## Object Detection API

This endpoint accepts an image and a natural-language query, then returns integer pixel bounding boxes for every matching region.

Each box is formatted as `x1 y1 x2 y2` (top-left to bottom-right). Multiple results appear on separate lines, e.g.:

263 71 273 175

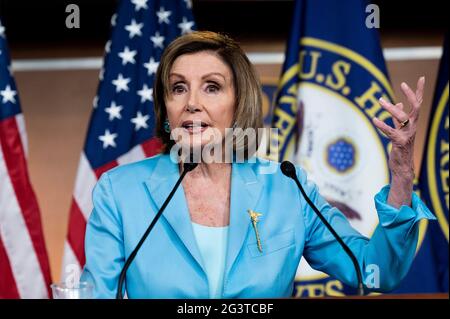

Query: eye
171 83 186 94
205 83 220 93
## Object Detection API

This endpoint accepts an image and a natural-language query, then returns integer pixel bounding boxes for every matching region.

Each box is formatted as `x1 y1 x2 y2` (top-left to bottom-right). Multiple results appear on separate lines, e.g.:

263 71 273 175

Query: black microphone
280 161 364 296
116 161 198 299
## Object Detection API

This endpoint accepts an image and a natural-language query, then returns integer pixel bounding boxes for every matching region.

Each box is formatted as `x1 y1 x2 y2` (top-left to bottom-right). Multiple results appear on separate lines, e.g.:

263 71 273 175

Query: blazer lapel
143 155 264 283
143 155 206 275
225 161 263 279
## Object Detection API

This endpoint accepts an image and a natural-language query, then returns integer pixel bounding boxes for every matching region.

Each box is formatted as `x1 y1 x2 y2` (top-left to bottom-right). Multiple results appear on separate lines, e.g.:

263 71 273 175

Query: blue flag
271 0 405 297
393 35 449 294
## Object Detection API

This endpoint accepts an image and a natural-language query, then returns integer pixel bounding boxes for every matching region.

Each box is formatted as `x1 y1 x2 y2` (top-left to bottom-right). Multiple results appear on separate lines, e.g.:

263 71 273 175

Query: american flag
61 0 195 281
0 19 52 298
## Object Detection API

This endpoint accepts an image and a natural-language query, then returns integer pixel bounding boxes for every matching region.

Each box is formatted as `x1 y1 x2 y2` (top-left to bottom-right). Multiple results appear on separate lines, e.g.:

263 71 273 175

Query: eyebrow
169 72 227 82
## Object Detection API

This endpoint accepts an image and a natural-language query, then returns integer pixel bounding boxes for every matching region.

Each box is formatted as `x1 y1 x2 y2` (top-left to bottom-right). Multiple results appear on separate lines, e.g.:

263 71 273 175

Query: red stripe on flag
0 117 52 298
0 237 20 299
65 138 161 272
94 160 118 179
141 137 163 157
92 138 161 179
67 200 88 267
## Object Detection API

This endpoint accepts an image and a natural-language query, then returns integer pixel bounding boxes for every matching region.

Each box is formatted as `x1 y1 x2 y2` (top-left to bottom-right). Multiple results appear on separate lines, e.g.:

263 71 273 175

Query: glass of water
50 281 94 299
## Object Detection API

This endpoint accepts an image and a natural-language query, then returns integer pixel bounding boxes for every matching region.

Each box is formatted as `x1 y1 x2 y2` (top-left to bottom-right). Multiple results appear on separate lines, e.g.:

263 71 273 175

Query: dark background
0 0 447 46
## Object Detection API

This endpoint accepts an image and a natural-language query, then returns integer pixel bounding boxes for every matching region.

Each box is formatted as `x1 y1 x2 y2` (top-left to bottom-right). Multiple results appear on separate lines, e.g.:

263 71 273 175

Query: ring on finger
400 118 410 128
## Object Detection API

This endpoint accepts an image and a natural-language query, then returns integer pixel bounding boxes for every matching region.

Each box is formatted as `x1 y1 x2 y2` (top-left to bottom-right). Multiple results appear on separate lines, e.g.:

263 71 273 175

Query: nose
186 104 198 113
186 90 202 113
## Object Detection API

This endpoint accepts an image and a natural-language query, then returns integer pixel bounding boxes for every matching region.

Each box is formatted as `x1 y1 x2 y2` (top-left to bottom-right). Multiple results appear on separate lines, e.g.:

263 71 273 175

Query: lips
181 120 210 133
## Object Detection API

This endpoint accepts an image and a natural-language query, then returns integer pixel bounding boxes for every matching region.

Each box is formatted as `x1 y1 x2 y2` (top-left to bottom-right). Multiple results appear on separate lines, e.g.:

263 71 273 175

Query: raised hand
372 76 425 207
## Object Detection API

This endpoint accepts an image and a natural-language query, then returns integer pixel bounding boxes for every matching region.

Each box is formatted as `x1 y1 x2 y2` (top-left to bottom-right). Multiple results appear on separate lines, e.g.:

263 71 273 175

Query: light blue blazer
81 154 435 298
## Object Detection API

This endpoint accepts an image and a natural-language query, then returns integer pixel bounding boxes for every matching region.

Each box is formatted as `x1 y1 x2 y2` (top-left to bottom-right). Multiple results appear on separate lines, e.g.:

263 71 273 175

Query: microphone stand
281 161 364 296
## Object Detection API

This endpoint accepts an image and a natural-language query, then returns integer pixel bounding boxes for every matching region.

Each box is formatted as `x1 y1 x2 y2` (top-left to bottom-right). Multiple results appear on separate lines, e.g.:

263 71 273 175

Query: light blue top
81 154 436 298
191 222 229 299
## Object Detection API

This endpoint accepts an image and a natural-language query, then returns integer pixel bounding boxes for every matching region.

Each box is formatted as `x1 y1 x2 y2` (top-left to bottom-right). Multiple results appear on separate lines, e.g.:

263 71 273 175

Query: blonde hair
153 31 263 159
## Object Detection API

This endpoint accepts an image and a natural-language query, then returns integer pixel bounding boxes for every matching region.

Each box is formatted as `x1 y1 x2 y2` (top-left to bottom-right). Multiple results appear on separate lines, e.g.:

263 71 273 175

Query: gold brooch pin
248 209 263 252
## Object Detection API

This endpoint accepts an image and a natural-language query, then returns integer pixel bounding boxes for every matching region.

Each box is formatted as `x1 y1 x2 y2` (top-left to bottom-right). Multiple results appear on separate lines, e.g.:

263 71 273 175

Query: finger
372 117 397 139
410 76 425 120
379 98 409 125
391 102 406 129
415 76 425 104
401 82 419 110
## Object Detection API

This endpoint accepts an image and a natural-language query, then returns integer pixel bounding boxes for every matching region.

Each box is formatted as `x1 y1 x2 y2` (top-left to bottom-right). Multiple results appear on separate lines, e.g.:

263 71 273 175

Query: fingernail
401 82 407 88
421 76 425 81
379 97 385 102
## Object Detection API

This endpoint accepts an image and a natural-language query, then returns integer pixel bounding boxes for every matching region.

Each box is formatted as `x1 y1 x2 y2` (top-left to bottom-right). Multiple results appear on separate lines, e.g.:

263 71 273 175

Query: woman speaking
81 31 435 298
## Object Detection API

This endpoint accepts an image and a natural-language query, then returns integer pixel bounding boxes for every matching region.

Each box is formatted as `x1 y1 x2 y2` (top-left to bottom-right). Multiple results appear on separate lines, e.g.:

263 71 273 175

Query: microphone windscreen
280 161 297 179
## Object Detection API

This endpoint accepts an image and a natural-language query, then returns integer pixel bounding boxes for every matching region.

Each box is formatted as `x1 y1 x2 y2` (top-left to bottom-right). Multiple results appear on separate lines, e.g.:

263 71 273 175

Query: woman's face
165 51 235 153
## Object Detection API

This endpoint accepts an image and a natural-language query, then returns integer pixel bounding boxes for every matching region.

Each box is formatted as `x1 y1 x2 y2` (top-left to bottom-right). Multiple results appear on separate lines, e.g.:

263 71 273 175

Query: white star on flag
112 73 131 92
131 0 148 11
131 111 150 131
137 84 153 103
104 101 123 121
178 17 194 35
93 96 98 108
157 7 172 24
111 13 117 26
144 57 159 76
150 31 165 49
184 0 193 9
105 40 112 53
125 19 144 38
98 129 118 149
0 21 5 38
118 46 137 65
0 85 17 104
